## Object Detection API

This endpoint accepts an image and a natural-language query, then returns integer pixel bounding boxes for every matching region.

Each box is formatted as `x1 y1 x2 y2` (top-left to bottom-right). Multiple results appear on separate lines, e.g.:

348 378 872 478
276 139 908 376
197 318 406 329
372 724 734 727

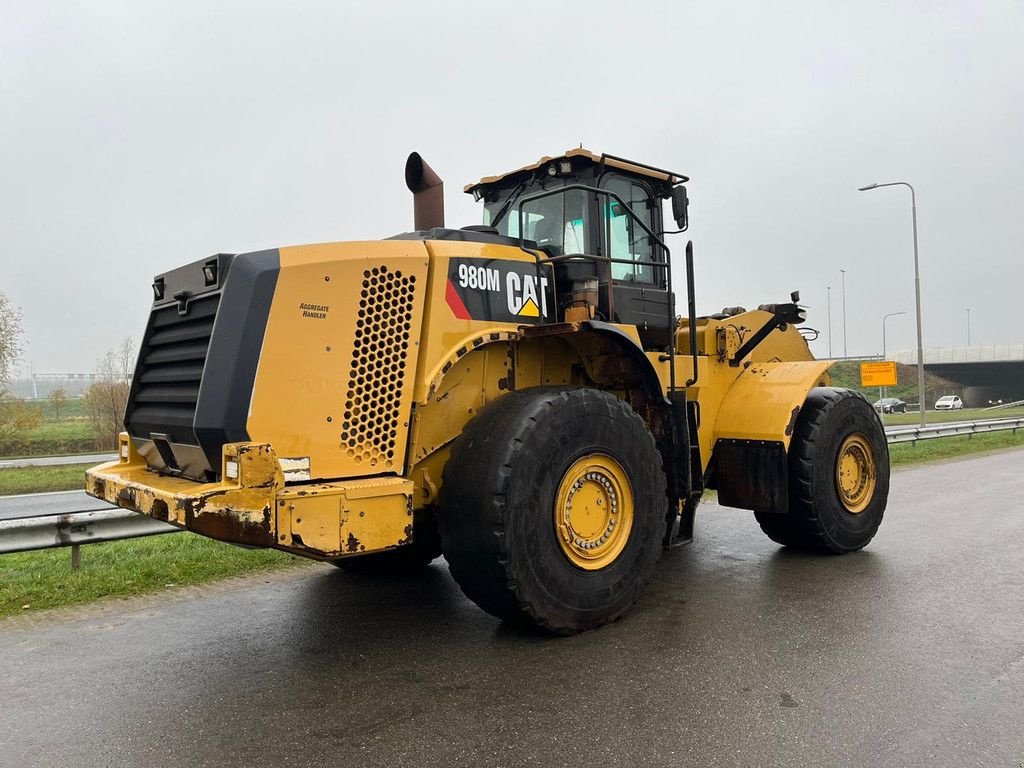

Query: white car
935 395 964 411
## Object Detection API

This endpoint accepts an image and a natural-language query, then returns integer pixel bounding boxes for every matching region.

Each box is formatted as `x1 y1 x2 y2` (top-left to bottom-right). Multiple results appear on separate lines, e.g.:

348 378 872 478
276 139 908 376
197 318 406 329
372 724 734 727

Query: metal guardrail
1 417 1021 557
886 417 1024 444
0 508 177 555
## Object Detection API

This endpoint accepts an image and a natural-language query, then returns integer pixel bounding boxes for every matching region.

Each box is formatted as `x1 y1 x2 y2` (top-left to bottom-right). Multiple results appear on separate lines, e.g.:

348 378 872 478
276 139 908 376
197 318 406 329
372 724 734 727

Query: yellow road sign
861 361 898 387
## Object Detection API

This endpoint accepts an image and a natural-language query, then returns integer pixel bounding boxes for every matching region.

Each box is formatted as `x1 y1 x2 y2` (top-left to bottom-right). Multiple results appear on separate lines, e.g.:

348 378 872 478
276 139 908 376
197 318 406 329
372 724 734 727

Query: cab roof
463 148 688 194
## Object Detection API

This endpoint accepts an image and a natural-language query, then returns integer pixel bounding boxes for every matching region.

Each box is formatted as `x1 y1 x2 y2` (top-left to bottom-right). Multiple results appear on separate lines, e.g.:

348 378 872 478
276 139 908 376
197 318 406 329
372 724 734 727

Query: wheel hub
554 455 634 570
835 433 876 514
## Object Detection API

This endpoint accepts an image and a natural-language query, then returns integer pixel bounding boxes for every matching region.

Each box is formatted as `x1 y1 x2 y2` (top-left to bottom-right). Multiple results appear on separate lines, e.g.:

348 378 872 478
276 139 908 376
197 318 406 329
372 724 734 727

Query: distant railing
892 345 1024 365
886 417 1024 444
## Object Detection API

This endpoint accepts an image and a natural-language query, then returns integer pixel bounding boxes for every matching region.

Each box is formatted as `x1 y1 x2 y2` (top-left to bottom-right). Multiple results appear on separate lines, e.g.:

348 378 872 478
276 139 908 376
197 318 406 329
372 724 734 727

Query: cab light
202 260 218 286
225 460 239 480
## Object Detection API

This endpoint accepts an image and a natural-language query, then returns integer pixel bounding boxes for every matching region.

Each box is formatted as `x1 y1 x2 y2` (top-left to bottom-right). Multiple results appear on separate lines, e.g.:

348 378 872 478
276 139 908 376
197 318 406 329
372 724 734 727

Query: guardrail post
71 543 81 570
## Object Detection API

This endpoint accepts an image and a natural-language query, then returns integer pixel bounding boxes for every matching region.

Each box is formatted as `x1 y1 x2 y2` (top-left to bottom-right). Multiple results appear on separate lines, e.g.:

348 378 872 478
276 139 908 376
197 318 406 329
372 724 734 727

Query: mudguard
713 360 833 451
708 360 833 514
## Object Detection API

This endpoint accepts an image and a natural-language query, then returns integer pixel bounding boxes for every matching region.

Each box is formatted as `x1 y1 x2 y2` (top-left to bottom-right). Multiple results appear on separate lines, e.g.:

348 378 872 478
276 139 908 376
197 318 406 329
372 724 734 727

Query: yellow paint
553 454 634 571
247 241 429 479
277 477 413 557
712 361 833 450
87 435 417 559
518 297 540 317
835 433 876 513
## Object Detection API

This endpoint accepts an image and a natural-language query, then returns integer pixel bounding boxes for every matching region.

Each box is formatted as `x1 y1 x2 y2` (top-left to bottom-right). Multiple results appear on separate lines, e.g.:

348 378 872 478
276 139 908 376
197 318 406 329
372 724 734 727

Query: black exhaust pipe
405 152 444 231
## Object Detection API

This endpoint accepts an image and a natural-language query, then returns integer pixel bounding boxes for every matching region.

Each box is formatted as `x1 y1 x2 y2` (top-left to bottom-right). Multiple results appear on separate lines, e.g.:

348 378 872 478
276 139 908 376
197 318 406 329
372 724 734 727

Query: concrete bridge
892 346 1024 405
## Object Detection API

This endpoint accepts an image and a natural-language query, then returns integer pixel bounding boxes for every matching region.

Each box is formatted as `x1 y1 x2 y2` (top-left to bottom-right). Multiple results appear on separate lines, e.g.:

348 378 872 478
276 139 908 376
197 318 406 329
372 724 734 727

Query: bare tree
49 387 68 420
0 293 42 447
0 292 22 387
83 338 136 450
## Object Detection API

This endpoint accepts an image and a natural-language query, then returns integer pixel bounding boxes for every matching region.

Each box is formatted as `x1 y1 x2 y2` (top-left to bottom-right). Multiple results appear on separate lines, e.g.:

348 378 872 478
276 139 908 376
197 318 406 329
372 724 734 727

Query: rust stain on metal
345 532 361 553
398 523 414 545
185 504 275 547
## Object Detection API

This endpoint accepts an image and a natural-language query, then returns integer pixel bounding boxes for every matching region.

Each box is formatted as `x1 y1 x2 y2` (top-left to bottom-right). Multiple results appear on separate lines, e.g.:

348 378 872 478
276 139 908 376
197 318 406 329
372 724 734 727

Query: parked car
873 397 907 414
935 395 964 411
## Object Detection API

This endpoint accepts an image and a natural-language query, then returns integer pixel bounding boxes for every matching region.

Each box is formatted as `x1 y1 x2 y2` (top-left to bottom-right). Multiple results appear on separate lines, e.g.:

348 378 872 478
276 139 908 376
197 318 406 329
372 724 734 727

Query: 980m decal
445 258 554 323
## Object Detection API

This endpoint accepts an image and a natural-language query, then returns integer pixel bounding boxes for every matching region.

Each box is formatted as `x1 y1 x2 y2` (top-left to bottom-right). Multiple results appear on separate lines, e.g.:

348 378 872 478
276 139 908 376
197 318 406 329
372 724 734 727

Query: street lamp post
881 311 906 409
966 308 971 347
858 182 926 427
840 269 848 357
827 286 832 358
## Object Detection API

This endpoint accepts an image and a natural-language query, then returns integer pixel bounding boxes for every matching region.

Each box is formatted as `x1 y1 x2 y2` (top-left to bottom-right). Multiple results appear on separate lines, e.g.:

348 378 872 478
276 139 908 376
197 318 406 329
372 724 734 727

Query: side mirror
671 185 689 229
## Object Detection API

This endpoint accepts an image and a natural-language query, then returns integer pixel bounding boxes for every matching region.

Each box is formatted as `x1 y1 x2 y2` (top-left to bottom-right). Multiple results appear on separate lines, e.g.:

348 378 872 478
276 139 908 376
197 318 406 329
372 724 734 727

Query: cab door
600 175 673 350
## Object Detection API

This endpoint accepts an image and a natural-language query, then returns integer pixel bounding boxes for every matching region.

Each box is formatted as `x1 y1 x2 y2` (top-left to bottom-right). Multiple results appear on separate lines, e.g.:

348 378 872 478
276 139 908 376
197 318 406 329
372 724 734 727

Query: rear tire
438 387 665 634
755 387 889 554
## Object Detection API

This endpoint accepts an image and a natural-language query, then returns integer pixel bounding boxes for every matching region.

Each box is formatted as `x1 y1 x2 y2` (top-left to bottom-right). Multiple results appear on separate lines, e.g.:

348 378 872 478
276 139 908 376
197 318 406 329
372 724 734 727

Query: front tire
756 387 889 554
438 387 665 634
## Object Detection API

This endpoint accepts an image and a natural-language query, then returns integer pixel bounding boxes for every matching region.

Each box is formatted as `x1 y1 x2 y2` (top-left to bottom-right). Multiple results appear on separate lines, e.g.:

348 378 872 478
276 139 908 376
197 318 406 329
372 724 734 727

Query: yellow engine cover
247 241 429 481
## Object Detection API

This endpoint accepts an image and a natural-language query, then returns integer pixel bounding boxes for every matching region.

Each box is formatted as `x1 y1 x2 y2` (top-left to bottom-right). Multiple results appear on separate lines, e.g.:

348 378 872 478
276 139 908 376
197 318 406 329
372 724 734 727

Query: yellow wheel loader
86 149 889 634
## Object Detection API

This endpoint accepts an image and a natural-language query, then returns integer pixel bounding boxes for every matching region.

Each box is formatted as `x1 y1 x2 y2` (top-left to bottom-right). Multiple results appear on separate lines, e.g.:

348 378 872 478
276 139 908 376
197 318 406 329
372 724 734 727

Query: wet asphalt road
1 449 1022 768
0 490 108 521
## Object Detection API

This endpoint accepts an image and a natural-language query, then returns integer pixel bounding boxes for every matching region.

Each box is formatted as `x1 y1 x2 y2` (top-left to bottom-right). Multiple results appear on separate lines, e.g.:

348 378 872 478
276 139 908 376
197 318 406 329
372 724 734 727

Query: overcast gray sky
2 0 1021 373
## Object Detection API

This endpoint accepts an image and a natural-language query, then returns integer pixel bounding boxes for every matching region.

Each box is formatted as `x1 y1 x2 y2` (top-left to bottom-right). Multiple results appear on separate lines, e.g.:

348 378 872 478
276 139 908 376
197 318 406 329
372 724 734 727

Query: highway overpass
893 345 1024 405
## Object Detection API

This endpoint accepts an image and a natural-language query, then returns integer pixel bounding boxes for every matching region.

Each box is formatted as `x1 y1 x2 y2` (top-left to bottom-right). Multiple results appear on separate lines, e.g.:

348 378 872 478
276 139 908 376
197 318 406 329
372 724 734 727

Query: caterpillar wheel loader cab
86 148 889 634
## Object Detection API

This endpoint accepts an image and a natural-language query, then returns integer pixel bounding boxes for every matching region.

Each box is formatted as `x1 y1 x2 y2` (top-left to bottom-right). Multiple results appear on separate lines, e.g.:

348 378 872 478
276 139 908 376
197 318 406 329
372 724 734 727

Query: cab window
487 185 587 255
604 176 655 283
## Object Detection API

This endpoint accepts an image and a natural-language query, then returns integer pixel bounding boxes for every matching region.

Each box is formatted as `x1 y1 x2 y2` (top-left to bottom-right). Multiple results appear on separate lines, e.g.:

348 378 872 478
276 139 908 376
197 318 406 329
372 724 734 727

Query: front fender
713 360 833 451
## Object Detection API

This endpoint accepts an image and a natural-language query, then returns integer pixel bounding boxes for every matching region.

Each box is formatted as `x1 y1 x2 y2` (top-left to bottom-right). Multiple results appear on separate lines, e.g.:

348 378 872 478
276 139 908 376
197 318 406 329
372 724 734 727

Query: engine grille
126 293 219 443
341 265 417 470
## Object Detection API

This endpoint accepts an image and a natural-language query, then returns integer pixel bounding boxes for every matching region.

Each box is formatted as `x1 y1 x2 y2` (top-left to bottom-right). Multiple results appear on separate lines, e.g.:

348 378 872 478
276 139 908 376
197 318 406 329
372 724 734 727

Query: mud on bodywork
89 439 283 548
87 434 418 559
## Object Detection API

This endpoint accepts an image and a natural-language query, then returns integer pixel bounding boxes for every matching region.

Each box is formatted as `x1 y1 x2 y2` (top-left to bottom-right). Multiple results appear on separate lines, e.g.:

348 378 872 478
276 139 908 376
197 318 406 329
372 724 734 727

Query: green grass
0 533 309 619
24 419 93 441
889 429 1024 466
34 398 86 421
0 418 97 458
0 463 95 495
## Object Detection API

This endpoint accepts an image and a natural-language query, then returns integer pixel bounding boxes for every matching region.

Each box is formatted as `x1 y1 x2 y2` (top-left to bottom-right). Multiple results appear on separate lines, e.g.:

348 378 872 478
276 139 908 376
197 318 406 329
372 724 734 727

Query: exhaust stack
405 152 444 231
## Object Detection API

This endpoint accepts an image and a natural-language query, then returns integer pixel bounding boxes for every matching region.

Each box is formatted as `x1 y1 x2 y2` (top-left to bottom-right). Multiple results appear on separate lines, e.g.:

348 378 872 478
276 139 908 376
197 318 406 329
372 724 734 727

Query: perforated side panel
341 265 417 469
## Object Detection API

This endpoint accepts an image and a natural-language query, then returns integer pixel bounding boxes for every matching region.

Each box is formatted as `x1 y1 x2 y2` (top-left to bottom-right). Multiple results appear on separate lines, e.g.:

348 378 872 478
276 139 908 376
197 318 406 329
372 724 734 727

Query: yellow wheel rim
835 433 876 514
554 454 634 571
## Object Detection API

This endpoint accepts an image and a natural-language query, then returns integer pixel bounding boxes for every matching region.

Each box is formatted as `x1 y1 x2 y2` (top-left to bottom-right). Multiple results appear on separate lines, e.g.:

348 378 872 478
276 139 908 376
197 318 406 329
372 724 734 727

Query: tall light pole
827 286 832 358
858 181 926 426
966 308 971 346
881 311 906 407
840 269 848 357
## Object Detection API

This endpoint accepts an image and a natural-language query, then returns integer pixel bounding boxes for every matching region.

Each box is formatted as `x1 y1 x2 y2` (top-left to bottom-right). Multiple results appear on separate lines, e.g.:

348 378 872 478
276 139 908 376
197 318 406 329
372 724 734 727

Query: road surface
0 490 110 521
1 449 1022 767
0 453 115 470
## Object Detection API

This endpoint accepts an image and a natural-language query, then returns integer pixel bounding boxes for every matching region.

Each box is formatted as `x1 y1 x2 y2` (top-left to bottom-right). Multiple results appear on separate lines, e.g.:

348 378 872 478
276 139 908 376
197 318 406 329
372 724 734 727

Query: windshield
484 183 587 256
480 175 659 283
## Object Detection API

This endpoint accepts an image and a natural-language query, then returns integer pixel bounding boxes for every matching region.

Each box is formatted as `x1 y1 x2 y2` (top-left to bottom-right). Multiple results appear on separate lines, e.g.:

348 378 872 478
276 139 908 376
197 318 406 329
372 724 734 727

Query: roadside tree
0 292 43 450
49 387 68 420
83 338 135 450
